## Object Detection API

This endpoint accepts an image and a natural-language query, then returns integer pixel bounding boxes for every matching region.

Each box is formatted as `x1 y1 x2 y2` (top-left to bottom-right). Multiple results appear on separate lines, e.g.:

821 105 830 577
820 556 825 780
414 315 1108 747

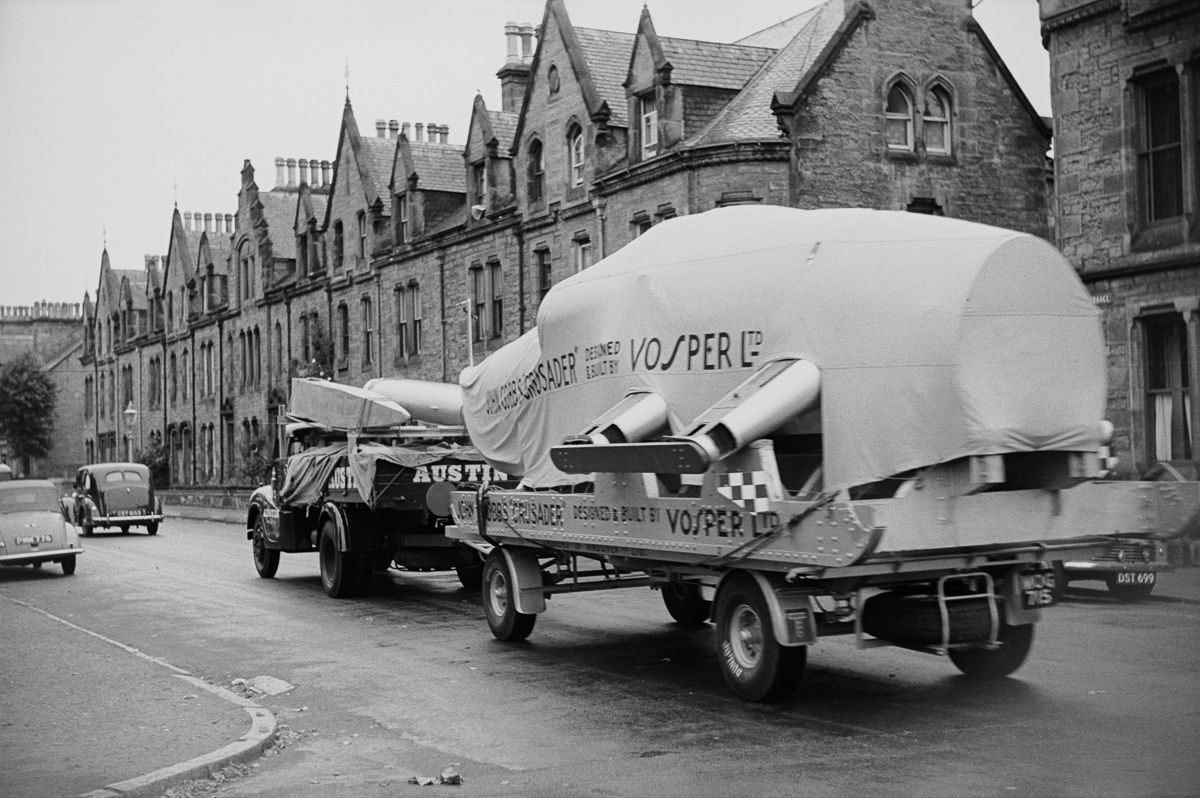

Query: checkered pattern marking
717 471 772 513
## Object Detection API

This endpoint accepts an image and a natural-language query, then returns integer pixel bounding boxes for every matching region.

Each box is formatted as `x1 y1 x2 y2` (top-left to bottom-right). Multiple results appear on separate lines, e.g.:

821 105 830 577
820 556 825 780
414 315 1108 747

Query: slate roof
692 0 845 145
658 36 775 90
360 136 396 208
488 110 519 152
122 272 149 311
259 191 297 260
574 27 635 126
407 141 466 193
735 4 826 48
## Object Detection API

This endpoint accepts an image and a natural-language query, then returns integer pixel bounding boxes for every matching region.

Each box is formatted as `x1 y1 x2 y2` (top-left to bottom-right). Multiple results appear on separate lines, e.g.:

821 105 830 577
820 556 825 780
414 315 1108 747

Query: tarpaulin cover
278 442 488 507
459 206 1106 490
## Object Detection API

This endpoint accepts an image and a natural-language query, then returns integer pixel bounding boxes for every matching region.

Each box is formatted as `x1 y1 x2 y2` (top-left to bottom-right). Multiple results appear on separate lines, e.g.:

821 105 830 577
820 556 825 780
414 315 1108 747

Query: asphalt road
2 516 1199 797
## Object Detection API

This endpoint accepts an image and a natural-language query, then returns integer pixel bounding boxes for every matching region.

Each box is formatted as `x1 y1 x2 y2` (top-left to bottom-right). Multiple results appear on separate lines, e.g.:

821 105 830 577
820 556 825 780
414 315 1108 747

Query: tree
0 353 58 475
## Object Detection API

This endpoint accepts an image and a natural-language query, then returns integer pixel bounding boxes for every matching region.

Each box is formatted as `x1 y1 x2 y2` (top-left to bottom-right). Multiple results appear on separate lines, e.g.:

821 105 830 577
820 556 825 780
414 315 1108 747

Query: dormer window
923 85 952 155
639 94 658 158
568 125 585 188
886 83 914 151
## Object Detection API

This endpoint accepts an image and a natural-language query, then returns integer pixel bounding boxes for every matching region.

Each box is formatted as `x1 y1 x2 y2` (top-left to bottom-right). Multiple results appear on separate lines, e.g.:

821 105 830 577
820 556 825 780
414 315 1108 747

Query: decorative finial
345 57 351 101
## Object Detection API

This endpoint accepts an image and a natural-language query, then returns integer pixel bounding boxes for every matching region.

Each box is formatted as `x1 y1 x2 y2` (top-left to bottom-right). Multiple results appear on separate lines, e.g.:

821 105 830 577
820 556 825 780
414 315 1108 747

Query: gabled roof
692 0 848 145
573 27 635 126
735 5 827 48
163 208 203 289
197 230 232 274
657 36 775 90
395 137 467 194
294 184 328 232
144 259 162 297
360 136 396 208
119 272 149 311
487 110 519 153
257 191 297 260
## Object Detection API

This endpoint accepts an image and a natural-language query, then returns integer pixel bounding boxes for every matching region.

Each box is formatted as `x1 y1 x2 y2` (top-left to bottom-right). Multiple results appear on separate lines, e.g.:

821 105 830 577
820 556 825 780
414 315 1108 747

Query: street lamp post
123 402 138 462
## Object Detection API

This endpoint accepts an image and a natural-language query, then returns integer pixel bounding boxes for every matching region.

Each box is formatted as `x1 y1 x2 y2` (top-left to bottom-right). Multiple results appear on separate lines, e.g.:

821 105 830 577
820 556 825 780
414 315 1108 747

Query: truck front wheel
252 517 280 579
319 519 363 598
714 573 805 702
482 551 536 641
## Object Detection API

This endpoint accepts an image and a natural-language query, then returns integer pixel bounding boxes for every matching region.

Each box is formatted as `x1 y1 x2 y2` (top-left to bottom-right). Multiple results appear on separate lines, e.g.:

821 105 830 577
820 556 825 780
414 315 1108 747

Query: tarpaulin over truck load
459 206 1107 490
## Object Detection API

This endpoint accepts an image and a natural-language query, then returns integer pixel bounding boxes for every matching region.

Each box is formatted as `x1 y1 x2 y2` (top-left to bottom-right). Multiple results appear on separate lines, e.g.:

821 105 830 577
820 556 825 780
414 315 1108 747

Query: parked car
1052 537 1169 602
0 479 82 575
66 463 163 536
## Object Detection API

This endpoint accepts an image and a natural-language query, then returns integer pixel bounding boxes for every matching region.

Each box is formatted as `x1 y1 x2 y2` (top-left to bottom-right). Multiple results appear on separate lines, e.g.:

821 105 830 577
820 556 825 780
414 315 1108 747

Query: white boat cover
289 378 411 431
459 206 1106 491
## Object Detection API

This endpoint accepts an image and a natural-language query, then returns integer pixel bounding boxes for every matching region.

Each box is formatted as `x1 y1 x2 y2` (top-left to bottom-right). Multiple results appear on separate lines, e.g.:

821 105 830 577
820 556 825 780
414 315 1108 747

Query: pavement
38 504 1200 796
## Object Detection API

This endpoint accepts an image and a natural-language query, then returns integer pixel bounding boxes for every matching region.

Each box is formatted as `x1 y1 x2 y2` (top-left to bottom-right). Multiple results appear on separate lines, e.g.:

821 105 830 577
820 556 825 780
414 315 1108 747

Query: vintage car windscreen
0 484 61 514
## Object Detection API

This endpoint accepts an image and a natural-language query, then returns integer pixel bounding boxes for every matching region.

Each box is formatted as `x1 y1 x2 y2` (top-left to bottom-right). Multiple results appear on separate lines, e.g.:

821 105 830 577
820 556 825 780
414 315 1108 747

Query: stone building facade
0 302 85 477
1040 0 1199 477
80 0 1053 487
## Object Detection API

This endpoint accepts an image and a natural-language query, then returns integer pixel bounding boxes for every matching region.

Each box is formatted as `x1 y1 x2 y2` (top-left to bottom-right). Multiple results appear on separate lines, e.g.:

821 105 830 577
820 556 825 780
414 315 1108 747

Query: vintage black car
66 463 163 535
0 479 82 574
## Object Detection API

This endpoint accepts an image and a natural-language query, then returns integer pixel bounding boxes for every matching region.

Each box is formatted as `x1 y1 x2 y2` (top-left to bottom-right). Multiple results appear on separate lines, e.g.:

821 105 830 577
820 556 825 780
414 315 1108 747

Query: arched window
527 138 544 203
274 322 283 377
568 125 584 187
333 221 345 270
923 85 952 155
886 83 914 151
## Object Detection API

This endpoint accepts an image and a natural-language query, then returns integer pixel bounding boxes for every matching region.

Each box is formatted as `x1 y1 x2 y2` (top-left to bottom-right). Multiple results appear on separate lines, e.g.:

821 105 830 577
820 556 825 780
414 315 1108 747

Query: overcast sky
0 0 1048 308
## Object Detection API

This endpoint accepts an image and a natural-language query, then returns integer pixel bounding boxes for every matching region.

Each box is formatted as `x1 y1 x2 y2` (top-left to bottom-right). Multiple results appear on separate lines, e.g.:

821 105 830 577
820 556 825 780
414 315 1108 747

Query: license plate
1018 568 1057 608
15 534 54 545
1115 571 1156 586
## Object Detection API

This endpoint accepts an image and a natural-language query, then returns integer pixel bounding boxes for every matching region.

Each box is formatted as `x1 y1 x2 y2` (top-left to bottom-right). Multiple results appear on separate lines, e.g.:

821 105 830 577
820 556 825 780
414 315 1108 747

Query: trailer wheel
714 574 805 702
482 551 536 641
948 622 1034 679
861 591 994 646
1105 575 1155 602
662 582 711 626
252 517 280 579
456 562 484 591
319 518 362 598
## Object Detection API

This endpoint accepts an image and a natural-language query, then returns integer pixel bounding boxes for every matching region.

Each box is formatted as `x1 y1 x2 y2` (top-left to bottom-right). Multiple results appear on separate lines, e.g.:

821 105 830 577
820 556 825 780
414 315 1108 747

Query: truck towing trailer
392 206 1200 702
246 378 510 597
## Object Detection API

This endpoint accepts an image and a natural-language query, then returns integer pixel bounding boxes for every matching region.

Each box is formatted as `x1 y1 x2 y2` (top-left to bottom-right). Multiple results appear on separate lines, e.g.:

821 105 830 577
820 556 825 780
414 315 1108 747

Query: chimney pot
321 160 332 185
520 23 535 62
414 123 424 142
388 120 399 139
274 157 285 187
402 122 411 139
225 213 233 233
184 212 192 230
442 125 450 144
204 212 213 232
286 158 297 187
376 119 386 138
505 21 520 64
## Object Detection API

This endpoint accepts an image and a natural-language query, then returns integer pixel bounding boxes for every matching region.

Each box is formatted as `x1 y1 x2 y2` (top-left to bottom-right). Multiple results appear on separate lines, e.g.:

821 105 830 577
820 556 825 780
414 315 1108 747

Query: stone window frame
884 74 917 155
638 91 658 160
526 136 545 205
361 294 374 367
534 245 552 301
1126 59 1199 251
1130 299 1199 470
567 121 586 189
487 259 504 340
470 263 486 343
921 79 955 159
337 301 350 369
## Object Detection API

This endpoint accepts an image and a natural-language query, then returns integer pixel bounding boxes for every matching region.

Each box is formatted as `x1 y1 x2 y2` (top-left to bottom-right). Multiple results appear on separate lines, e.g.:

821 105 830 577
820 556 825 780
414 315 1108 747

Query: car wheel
146 522 159 536
714 573 805 702
61 555 77 576
252 518 280 579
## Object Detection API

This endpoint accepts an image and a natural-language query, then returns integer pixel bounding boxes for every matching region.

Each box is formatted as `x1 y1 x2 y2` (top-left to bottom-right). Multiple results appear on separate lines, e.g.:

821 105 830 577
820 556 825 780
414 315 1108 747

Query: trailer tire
1105 575 1155 602
319 518 362 598
662 582 711 626
482 551 536 642
948 622 1034 679
252 517 280 579
457 562 484 591
714 573 805 702
861 591 994 646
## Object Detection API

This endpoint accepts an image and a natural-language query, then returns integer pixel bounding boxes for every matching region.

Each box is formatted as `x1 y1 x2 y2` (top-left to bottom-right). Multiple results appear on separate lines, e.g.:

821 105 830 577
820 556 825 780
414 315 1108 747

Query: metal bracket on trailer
733 570 818 648
498 547 548 615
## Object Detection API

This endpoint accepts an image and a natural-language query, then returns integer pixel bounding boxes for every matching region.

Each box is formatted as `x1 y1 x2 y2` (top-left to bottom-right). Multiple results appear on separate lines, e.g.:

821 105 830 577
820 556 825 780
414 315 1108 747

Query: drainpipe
516 227 527 333
592 197 607 259
438 250 448 382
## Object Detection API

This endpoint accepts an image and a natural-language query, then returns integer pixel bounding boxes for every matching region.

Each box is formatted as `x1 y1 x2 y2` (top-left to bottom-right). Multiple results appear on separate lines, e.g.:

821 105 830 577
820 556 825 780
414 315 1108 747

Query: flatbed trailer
447 452 1199 701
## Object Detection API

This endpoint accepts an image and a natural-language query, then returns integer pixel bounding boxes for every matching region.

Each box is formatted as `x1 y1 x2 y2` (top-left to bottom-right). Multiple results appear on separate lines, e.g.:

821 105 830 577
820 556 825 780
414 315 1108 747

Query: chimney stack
505 21 520 64
388 119 399 139
298 159 309 185
203 212 213 232
275 157 285 188
225 214 234 233
414 122 424 142
321 160 332 185
184 212 192 230
286 158 297 187
402 122 411 139
376 119 386 138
